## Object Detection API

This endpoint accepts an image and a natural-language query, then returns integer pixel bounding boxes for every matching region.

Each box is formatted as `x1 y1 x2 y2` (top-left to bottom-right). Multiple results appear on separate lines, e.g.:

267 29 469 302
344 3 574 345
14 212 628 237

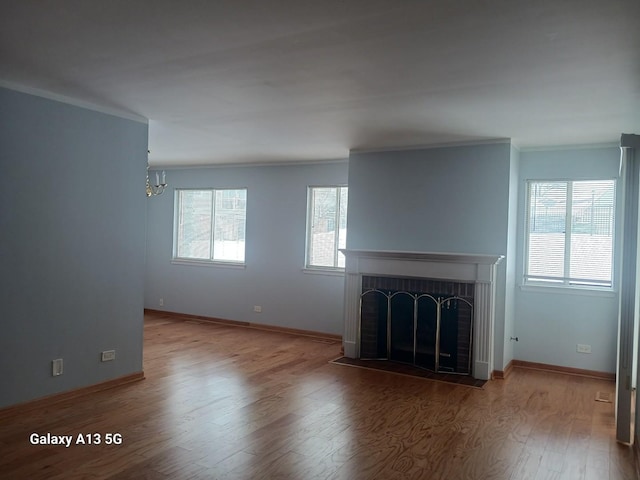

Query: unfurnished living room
1 1 639 479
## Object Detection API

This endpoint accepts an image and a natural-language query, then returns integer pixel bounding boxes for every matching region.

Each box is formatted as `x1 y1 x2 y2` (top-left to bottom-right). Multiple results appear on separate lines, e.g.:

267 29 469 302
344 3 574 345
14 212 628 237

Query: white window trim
304 185 348 272
171 258 247 269
302 266 346 276
522 178 617 292
519 283 617 297
173 188 247 266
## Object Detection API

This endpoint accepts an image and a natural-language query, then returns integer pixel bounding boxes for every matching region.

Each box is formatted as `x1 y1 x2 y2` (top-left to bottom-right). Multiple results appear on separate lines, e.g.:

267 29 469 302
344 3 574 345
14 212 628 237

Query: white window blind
525 180 615 287
175 188 246 263
306 186 348 269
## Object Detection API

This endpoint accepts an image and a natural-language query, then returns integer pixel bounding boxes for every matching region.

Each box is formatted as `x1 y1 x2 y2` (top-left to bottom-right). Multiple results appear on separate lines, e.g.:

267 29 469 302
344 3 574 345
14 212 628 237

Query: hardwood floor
0 311 637 479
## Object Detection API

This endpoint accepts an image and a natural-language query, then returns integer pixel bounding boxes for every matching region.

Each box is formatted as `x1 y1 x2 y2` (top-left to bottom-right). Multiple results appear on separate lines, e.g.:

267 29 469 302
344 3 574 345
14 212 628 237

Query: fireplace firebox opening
360 276 474 375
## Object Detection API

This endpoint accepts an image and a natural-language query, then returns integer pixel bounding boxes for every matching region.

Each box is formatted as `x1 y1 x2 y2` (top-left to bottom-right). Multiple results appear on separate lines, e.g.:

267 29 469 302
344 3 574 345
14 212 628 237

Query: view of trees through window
175 189 246 263
307 186 348 269
526 180 615 287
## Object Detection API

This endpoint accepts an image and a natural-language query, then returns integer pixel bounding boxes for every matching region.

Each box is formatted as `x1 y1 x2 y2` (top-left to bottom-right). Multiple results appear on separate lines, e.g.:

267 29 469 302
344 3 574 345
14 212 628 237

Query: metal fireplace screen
359 276 474 375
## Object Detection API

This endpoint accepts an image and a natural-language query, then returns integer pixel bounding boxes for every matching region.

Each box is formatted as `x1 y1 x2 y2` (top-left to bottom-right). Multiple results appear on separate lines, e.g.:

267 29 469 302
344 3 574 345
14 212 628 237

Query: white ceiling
1 0 638 167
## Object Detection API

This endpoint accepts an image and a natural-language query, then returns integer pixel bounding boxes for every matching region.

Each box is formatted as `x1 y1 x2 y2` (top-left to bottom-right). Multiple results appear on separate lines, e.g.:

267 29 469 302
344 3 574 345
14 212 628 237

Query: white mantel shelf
340 249 504 380
340 249 504 265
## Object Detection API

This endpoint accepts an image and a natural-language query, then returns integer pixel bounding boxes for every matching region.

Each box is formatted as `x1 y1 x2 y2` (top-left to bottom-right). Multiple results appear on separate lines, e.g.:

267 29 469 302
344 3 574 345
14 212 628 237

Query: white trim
349 138 511 155
340 249 504 266
343 340 358 358
519 284 616 297
171 258 246 269
524 176 619 182
302 267 345 277
0 81 148 124
520 142 619 153
149 157 349 170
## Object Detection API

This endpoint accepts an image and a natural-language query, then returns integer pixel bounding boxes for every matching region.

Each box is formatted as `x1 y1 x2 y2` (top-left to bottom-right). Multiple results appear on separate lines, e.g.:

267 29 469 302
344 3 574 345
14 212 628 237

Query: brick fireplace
341 249 503 380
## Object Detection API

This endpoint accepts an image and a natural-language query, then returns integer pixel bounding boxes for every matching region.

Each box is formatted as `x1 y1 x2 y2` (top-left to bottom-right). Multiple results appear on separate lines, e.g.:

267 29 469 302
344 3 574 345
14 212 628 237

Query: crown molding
349 138 512 155
0 81 148 124
519 142 619 153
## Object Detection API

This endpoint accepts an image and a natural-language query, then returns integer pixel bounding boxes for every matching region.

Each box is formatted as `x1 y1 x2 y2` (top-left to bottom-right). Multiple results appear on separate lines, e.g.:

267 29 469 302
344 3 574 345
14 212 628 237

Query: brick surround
360 276 474 374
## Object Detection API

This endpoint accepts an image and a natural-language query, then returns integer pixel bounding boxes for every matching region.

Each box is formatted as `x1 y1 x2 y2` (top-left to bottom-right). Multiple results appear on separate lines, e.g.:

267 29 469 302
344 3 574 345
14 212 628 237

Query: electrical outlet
101 350 116 362
52 358 63 376
253 305 262 313
576 344 592 354
159 298 164 307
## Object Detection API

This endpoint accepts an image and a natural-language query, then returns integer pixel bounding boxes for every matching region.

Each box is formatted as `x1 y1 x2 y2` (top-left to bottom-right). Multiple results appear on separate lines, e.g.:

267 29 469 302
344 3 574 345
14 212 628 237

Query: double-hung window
524 180 615 288
306 186 348 270
174 188 247 264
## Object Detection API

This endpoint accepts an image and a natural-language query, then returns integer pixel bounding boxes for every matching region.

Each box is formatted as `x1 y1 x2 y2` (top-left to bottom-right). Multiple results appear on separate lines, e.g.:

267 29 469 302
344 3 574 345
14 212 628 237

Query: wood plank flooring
0 311 637 479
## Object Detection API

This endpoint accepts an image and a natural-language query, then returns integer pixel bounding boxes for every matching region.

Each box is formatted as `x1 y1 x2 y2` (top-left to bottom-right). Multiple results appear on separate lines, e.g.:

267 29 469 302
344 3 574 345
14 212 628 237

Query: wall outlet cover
576 344 592 354
52 358 63 376
101 350 116 362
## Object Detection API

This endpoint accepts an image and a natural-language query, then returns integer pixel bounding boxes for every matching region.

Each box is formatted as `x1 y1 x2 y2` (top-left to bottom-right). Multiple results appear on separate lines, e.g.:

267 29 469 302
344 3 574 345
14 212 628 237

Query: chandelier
145 151 167 197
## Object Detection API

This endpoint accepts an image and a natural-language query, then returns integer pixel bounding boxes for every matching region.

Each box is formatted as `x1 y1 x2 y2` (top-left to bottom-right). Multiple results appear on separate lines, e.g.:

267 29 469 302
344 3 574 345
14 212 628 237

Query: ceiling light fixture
145 150 167 197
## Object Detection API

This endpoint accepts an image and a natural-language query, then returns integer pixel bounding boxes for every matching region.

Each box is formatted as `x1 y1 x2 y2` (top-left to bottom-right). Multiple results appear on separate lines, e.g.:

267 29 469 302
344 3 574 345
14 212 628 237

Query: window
306 186 348 269
525 180 615 288
174 188 247 264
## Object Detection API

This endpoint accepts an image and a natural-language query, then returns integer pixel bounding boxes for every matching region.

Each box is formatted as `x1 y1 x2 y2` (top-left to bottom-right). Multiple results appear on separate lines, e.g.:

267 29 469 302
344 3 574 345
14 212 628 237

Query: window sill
519 283 617 297
303 267 345 277
171 258 246 269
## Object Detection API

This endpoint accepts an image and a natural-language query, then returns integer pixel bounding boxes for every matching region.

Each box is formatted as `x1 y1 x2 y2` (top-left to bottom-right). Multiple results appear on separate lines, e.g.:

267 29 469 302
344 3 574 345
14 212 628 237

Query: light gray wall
514 146 621 373
0 87 148 408
502 145 520 368
347 143 513 371
144 161 348 335
347 144 512 254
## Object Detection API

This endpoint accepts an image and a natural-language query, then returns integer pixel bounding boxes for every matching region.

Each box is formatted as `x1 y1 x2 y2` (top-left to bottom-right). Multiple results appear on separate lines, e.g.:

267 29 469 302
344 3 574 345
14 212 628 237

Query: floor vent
595 391 612 403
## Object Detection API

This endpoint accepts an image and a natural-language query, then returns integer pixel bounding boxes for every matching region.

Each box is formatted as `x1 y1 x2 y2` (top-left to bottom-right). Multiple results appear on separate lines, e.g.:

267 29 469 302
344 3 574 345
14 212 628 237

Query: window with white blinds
306 186 348 269
174 188 247 263
525 180 615 288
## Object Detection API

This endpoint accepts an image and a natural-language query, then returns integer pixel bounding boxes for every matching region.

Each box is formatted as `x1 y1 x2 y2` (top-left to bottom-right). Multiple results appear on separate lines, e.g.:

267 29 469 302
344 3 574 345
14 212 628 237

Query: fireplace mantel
340 249 504 380
341 249 503 264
